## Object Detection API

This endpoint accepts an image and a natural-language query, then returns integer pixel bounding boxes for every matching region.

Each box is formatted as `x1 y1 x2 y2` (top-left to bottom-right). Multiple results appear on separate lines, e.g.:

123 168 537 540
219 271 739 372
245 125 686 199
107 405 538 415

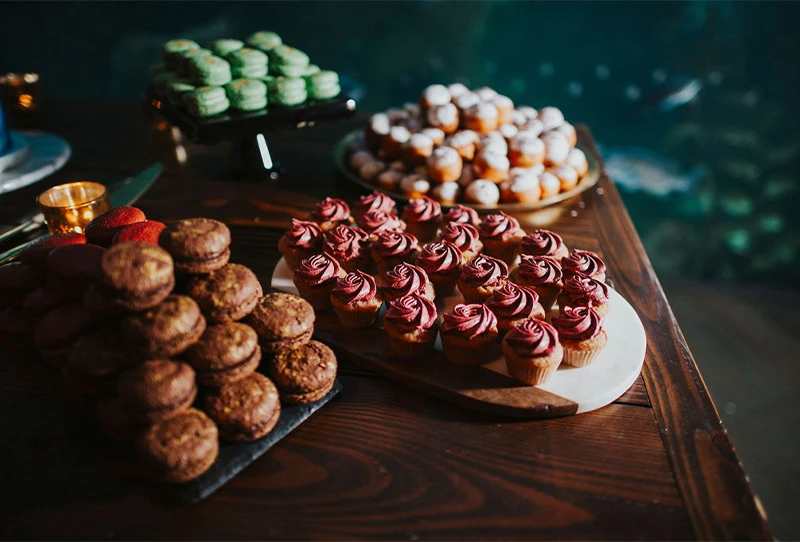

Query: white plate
0 131 71 196
271 257 646 415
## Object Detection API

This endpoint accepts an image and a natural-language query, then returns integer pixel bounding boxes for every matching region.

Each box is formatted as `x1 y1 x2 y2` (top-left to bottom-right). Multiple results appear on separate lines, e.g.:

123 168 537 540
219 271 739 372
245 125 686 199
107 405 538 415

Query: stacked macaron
0 209 338 485
152 31 341 117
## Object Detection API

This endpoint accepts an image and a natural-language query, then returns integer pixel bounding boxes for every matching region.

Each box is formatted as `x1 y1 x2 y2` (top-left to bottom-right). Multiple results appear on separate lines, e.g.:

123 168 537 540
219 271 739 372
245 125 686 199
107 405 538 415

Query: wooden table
0 101 772 540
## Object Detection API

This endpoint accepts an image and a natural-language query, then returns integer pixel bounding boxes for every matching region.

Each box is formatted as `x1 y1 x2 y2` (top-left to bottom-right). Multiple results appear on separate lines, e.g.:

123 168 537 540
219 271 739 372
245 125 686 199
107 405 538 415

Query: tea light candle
37 181 111 235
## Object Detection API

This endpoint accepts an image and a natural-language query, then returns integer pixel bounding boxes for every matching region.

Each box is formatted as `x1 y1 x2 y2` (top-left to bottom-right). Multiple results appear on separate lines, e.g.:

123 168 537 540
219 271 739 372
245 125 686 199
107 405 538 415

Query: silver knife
0 162 164 264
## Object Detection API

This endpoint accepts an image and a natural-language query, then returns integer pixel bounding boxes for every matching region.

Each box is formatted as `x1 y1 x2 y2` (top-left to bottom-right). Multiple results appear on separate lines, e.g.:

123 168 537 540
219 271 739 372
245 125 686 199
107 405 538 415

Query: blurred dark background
1 1 798 538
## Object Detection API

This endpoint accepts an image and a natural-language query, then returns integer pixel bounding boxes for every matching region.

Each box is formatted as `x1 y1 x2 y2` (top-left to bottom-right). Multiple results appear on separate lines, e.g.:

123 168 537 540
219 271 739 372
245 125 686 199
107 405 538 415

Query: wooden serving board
272 259 646 419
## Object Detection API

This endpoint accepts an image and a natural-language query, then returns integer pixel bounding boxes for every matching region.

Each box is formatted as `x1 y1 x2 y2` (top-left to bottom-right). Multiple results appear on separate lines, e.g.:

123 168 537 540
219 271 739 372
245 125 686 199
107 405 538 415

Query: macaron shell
85 206 146 247
186 263 263 323
19 233 87 268
118 359 198 418
203 373 280 441
121 294 207 359
113 220 167 245
99 242 175 297
47 244 105 280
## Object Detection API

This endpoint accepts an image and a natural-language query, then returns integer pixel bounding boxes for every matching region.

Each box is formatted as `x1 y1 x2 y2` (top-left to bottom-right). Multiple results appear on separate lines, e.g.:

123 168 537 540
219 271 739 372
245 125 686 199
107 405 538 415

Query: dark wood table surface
0 100 772 540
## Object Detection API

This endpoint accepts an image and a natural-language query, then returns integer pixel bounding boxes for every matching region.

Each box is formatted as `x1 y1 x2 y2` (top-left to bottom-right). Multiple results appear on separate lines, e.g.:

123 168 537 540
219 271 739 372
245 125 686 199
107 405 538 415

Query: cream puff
508 131 546 168
381 125 411 161
500 168 541 204
448 83 470 101
472 149 510 183
464 179 500 206
421 127 445 146
567 148 589 177
453 91 480 112
456 163 476 188
477 131 508 155
541 131 571 166
444 130 479 161
388 160 407 172
426 102 460 133
538 106 565 131
539 171 561 198
365 113 391 152
399 173 431 199
376 169 404 192
405 133 435 166
431 181 461 205
359 159 386 183
492 95 514 125
350 150 375 171
499 123 519 143
475 87 498 102
555 122 577 147
547 164 580 191
463 102 500 134
426 146 463 183
420 84 451 112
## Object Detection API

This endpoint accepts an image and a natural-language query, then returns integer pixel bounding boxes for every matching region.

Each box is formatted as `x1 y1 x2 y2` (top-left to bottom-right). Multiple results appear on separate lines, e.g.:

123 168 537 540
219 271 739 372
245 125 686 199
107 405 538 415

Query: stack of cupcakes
348 83 591 207
0 209 337 485
279 192 612 384
152 31 342 117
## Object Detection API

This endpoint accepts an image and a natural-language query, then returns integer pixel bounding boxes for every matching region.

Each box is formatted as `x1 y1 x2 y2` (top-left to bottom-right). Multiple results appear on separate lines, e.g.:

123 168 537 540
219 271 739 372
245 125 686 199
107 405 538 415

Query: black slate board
169 378 342 504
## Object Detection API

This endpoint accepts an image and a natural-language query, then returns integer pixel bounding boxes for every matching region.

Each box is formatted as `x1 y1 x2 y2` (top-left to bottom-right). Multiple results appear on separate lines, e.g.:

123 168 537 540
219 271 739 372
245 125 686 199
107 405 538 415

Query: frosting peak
416 240 463 275
285 218 323 249
560 275 610 308
562 249 607 280
518 255 563 285
359 209 406 236
552 305 603 341
403 196 442 223
441 303 498 339
443 204 480 227
383 263 430 298
354 191 397 218
331 270 378 304
295 253 341 287
479 212 521 241
505 319 559 357
311 197 350 224
521 229 565 257
373 231 418 258
486 281 540 319
324 224 367 261
460 254 508 286
385 293 438 331
440 222 482 254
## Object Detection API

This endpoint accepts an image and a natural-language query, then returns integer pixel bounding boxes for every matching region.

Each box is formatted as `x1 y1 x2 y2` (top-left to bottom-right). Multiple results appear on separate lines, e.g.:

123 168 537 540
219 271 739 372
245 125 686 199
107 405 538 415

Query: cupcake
557 275 611 317
520 229 569 260
561 249 607 282
442 204 481 228
383 293 439 358
552 305 607 367
438 222 483 263
278 219 324 271
310 197 352 232
371 231 420 276
441 304 499 366
478 212 524 265
381 263 435 303
415 240 464 297
353 191 397 224
457 254 508 304
510 255 563 311
330 270 383 328
486 282 545 334
502 319 563 385
292 253 345 310
359 209 406 241
402 196 442 242
323 224 371 273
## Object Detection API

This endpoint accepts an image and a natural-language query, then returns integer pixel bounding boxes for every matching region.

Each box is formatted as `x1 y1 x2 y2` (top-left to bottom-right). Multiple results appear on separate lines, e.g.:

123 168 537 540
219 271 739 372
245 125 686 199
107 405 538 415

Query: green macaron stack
162 39 201 70
267 76 308 107
246 31 283 52
226 47 269 79
224 79 268 112
184 86 231 117
268 45 311 78
208 39 244 58
187 54 232 86
176 47 212 78
306 70 341 101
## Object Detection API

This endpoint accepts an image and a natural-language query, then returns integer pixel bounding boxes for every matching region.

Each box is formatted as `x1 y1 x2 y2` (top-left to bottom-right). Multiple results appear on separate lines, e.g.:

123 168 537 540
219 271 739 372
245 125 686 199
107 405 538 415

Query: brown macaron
136 407 218 483
121 295 206 359
186 263 263 323
186 322 261 387
46 244 105 299
159 218 231 274
0 261 40 308
65 328 138 396
204 372 281 442
269 340 337 405
98 242 175 312
246 292 315 354
117 359 198 422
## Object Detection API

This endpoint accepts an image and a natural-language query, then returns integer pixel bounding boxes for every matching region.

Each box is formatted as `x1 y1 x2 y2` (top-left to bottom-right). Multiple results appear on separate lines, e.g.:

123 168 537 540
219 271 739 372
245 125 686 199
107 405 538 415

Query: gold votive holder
37 181 110 235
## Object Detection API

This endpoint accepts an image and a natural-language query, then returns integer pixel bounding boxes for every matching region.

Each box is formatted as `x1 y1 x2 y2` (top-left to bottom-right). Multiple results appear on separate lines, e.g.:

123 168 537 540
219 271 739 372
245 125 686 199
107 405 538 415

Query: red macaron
85 206 146 247
33 302 95 366
113 220 167 245
46 244 106 299
19 233 87 269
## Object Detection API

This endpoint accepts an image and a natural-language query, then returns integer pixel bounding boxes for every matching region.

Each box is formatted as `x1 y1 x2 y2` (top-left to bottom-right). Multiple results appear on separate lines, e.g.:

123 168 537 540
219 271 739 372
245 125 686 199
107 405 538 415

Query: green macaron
184 86 230 117
166 80 197 106
208 39 244 57
267 76 308 107
177 47 211 77
224 79 268 111
226 47 269 79
306 70 341 100
245 31 282 51
162 39 201 70
268 45 310 76
187 54 232 86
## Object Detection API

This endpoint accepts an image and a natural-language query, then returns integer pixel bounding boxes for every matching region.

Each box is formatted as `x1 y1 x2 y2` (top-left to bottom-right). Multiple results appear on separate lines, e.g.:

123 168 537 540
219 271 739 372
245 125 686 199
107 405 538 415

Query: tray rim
333 129 601 213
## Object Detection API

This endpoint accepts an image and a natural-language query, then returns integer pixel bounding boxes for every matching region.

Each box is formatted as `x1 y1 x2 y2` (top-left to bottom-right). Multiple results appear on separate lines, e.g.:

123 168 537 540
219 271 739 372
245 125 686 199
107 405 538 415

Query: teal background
1 1 798 284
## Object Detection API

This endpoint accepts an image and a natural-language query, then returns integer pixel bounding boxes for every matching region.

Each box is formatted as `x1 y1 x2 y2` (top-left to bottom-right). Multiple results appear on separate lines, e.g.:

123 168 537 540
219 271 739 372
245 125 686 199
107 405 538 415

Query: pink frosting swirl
486 282 541 320
441 303 497 339
331 270 377 304
440 222 482 254
373 231 418 258
311 197 351 224
295 253 341 287
383 263 430 298
521 229 565 257
385 293 438 332
359 209 406 236
443 204 480 227
479 212 521 242
416 240 463 275
354 191 397 217
505 319 559 357
459 254 508 286
285 218 323 249
518 255 563 286
560 275 610 308
403 196 441 223
562 250 607 279
324 224 366 261
552 305 603 341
